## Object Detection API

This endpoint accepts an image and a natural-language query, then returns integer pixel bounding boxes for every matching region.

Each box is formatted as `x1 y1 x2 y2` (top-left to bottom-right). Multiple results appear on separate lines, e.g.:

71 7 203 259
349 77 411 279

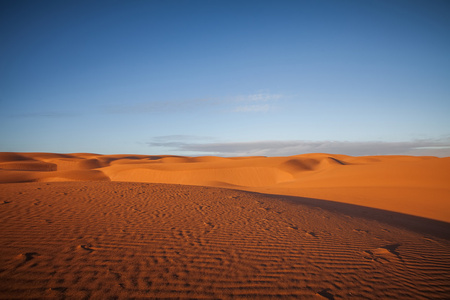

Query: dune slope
1 152 449 222
1 182 449 299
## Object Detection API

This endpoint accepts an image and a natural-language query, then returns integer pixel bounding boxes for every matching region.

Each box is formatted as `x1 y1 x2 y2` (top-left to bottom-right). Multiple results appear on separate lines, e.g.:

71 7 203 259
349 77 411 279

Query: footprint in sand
18 252 40 262
48 287 67 293
305 231 318 238
364 243 402 263
77 244 94 252
203 222 215 228
317 288 335 300
14 252 40 268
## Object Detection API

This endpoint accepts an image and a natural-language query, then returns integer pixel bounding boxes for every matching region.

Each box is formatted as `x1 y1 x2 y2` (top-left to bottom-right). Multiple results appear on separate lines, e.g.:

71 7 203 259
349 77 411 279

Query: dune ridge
0 152 449 222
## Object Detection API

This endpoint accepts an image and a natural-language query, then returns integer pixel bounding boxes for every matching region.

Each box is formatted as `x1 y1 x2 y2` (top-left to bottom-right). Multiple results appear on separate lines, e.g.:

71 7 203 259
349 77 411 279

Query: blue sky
1 0 449 156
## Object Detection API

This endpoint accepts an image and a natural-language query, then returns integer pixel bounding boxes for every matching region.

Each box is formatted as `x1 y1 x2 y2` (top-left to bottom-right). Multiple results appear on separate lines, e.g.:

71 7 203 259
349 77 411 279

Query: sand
0 152 449 299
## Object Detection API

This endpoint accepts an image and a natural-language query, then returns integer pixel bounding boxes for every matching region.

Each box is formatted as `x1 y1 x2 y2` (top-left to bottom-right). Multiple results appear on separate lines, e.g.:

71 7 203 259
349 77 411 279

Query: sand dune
1 152 448 222
0 182 449 299
1 152 449 298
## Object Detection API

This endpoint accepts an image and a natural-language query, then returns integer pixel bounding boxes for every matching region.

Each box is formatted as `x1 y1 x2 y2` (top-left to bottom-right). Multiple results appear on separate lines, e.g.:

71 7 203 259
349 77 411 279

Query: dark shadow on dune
254 192 450 240
328 157 347 165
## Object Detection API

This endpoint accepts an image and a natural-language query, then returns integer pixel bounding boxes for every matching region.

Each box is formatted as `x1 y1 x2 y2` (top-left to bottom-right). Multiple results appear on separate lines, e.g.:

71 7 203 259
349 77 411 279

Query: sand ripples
1 182 449 299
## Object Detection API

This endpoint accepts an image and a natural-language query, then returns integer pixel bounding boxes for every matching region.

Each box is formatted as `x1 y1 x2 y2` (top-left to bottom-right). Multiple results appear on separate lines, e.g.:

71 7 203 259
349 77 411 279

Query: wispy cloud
103 92 284 115
232 92 282 113
152 135 214 142
104 99 213 114
147 137 450 157
150 135 215 148
234 104 270 113
234 92 283 102
6 111 81 118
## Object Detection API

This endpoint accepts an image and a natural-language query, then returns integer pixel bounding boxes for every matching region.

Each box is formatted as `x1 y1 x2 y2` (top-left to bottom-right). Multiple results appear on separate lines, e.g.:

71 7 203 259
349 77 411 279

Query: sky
1 0 449 157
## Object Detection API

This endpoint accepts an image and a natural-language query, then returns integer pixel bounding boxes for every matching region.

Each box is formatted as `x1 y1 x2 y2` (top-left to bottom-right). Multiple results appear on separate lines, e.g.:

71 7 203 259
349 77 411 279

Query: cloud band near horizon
147 137 450 157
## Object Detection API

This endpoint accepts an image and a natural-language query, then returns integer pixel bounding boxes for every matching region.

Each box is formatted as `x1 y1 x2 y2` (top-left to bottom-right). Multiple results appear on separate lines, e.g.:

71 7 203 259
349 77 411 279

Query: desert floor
0 152 449 299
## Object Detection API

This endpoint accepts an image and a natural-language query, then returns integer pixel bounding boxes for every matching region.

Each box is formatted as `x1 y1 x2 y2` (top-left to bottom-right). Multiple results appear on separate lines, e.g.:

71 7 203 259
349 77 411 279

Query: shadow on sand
258 192 450 240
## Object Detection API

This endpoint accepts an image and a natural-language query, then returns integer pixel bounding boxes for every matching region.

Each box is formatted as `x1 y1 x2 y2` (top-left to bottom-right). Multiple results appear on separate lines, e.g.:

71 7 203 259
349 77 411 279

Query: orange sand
1 152 449 298
1 152 449 222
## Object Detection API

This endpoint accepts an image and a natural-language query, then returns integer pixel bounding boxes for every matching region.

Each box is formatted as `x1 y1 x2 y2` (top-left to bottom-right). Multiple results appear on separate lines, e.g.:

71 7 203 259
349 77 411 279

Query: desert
3 0 450 298
0 152 449 299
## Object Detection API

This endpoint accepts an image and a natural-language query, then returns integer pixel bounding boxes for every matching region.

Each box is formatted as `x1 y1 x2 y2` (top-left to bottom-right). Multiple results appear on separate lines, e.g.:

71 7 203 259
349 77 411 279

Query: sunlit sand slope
1 182 449 299
1 152 449 222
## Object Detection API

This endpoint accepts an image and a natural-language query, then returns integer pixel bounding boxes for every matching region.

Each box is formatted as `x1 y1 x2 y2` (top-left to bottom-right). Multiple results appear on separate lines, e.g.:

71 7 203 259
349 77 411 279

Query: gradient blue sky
1 0 449 156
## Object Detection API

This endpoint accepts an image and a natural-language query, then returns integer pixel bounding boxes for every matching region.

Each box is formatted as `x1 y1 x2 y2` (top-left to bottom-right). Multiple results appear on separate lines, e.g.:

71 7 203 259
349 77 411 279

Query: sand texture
1 152 449 299
1 152 449 222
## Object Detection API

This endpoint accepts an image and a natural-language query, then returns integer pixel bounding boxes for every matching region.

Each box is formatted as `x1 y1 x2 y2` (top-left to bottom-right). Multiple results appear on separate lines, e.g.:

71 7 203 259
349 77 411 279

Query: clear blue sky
1 0 449 156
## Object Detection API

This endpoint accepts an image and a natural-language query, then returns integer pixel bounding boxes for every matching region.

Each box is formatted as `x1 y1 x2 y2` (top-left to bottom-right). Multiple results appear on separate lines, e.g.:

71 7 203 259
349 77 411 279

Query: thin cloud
103 92 284 115
147 138 450 157
231 92 283 113
104 99 213 114
6 111 81 118
234 104 270 113
234 93 283 102
152 135 214 142
150 135 215 148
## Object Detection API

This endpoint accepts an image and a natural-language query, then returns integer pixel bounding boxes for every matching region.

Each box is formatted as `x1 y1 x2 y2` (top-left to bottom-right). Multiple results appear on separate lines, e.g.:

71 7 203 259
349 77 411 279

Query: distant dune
1 152 449 222
1 152 449 298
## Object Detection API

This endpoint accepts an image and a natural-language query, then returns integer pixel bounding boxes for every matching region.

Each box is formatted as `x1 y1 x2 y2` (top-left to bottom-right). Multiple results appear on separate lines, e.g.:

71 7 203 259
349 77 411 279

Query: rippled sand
1 152 449 298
